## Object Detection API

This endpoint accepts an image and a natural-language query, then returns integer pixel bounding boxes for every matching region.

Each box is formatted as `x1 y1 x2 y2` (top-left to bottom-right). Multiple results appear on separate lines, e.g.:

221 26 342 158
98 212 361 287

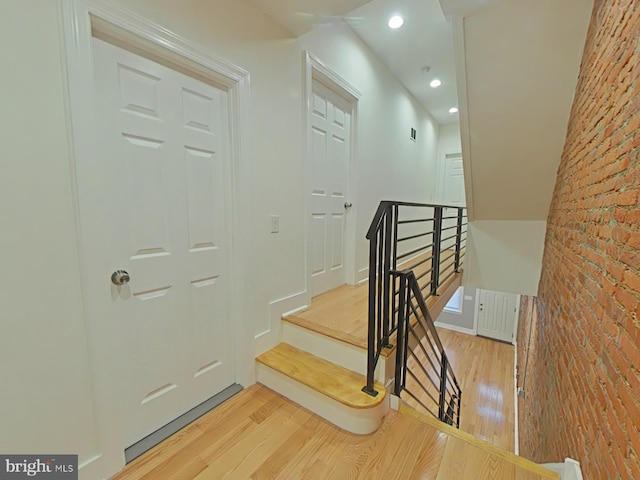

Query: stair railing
394 269 462 426
362 201 466 426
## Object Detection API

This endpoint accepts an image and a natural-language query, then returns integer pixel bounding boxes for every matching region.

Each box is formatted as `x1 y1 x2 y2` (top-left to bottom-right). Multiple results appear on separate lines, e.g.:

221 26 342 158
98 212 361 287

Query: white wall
465 221 546 296
106 0 306 348
0 0 99 461
0 1 442 478
437 122 462 158
299 24 441 280
436 286 477 333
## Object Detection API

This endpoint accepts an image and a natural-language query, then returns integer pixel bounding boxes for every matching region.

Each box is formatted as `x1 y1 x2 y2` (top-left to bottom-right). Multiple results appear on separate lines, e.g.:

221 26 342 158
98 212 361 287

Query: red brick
619 331 640 367
518 1 640 478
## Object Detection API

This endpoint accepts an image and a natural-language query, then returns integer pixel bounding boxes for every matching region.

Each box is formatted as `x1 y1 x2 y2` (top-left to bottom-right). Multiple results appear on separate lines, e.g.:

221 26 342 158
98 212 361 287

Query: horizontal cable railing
362 201 466 426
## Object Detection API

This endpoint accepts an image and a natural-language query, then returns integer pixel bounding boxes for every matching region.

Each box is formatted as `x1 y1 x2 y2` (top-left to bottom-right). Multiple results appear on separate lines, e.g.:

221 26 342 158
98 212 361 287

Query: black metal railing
362 201 466 426
394 269 462 426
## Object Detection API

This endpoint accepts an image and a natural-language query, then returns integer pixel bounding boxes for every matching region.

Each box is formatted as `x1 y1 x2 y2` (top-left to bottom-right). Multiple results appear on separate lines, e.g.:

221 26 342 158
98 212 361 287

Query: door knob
111 270 130 286
344 202 353 209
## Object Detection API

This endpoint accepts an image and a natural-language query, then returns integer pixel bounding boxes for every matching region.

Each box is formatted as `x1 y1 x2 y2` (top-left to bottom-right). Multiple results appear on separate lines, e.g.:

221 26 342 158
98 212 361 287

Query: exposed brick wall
517 1 640 478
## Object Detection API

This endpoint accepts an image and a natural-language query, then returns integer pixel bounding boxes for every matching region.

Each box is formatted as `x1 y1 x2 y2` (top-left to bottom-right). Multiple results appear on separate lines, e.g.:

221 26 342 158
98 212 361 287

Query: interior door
309 80 352 297
442 153 465 206
477 289 519 343
80 37 235 448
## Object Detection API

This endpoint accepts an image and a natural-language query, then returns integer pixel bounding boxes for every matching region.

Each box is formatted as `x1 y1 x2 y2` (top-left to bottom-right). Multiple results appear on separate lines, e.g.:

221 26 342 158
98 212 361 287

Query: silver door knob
344 202 353 209
111 270 130 286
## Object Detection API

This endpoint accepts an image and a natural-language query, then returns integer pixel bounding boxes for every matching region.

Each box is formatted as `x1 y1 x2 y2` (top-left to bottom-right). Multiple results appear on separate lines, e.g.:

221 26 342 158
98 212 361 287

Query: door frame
61 1 253 477
436 151 463 203
474 289 520 345
303 51 360 302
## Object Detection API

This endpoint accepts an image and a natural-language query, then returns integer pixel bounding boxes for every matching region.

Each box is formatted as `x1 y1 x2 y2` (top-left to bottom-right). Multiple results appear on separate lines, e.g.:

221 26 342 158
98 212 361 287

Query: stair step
281 320 390 383
399 404 559 479
256 343 385 409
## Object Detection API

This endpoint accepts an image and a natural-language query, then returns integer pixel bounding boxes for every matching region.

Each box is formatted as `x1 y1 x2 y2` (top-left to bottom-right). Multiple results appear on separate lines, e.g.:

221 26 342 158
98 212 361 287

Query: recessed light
430 79 442 88
388 15 404 29
449 107 459 114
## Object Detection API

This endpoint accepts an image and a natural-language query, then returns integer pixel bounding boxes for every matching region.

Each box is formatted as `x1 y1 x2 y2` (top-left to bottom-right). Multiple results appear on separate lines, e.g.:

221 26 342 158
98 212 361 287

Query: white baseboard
357 267 368 284
254 291 308 355
513 341 519 456
79 454 105 480
541 458 584 480
434 321 476 336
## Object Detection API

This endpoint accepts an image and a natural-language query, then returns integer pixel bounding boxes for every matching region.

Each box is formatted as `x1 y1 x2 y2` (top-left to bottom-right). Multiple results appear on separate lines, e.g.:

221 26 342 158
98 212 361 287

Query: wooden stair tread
283 270 462 356
399 405 559 479
256 343 385 409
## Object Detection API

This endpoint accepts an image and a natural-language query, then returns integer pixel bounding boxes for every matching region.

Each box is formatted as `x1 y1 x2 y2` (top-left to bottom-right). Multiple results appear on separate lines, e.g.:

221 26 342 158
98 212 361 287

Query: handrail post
431 207 443 296
391 204 399 332
454 208 463 273
363 227 379 397
382 205 393 348
456 389 462 428
438 353 448 422
394 272 407 396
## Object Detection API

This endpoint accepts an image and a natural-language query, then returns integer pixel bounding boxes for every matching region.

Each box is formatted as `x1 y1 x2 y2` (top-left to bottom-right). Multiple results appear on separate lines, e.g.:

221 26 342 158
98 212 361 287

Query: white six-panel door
442 153 465 206
310 80 352 297
477 289 519 343
83 38 235 447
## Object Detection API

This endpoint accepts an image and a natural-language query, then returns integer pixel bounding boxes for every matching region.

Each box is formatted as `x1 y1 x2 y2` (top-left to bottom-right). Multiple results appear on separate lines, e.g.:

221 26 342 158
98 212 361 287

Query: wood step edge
256 343 386 409
282 315 369 350
283 315 397 357
399 405 559 479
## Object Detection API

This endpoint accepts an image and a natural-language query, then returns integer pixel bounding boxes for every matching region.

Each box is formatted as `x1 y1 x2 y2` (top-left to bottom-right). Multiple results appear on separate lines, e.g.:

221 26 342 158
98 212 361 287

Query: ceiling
248 0 594 220
250 0 461 125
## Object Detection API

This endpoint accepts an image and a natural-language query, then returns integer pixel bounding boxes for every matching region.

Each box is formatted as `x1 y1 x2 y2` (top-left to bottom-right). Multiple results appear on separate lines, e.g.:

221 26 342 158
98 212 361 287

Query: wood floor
284 251 461 349
406 328 517 451
113 384 555 480
285 276 516 452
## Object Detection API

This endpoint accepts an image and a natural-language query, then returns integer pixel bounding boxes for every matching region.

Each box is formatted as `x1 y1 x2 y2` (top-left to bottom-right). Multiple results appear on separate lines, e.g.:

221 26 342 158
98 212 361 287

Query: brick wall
517 1 640 478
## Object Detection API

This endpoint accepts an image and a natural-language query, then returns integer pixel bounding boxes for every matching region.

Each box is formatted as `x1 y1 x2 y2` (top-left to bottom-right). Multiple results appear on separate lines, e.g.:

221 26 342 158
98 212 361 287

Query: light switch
270 215 280 233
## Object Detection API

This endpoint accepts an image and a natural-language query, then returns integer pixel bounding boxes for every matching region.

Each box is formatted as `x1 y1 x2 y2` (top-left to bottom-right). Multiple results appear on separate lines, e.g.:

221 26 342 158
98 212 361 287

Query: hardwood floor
404 328 517 452
284 251 461 349
113 384 555 480
284 275 516 452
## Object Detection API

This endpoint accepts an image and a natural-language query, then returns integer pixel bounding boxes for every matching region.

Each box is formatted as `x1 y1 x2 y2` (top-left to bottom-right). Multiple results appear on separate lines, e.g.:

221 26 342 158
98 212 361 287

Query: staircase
256 202 467 434
253 201 569 479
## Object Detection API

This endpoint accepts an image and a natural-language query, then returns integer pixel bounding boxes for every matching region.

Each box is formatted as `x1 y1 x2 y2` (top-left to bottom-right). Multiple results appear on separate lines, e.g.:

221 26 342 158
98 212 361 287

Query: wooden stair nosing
256 343 386 409
399 405 559 479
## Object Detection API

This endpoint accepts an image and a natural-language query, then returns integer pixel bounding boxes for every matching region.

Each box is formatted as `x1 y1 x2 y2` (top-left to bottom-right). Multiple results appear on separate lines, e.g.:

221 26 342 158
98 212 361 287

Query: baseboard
357 267 368 284
254 290 308 354
434 321 476 336
78 453 103 480
514 341 519 456
541 458 584 480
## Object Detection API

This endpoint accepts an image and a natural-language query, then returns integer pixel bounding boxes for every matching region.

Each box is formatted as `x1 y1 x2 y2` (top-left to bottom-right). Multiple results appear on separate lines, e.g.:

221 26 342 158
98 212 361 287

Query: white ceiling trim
452 17 474 221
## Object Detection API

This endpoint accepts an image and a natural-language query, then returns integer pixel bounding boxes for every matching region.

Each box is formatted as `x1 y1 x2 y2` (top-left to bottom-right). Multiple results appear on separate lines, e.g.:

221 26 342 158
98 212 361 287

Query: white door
477 289 519 343
309 80 352 297
79 37 235 448
442 153 465 206
441 153 465 244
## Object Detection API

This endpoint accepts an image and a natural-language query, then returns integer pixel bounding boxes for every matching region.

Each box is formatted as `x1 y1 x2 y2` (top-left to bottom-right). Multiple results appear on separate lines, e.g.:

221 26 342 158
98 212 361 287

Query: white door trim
476 289 520 344
303 51 361 303
436 152 462 203
61 1 253 478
